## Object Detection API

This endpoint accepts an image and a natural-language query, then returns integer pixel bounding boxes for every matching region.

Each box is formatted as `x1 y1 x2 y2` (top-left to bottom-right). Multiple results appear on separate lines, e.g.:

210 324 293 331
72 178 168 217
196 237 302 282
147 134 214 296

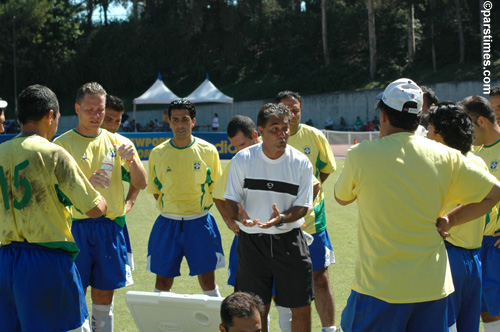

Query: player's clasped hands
237 204 259 227
258 204 281 229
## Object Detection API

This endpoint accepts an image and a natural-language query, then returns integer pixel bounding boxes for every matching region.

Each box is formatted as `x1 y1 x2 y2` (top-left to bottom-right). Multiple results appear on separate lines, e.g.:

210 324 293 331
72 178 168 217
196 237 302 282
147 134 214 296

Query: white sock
202 284 221 297
276 305 292 332
322 327 337 332
154 288 170 293
91 303 113 332
448 323 457 332
484 320 500 332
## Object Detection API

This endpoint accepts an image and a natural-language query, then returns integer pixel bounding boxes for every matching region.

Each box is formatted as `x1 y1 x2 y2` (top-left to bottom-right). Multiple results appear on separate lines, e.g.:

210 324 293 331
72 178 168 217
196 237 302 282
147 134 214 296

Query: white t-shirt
224 143 313 234
212 117 219 129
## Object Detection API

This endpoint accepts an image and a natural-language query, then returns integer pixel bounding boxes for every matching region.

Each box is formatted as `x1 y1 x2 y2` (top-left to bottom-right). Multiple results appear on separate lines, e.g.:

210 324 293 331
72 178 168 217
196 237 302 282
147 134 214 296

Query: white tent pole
133 103 137 132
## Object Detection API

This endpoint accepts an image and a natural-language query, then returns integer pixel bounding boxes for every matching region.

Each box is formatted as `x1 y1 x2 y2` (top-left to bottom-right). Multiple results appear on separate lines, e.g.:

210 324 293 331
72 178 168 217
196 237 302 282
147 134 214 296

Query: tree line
0 0 498 117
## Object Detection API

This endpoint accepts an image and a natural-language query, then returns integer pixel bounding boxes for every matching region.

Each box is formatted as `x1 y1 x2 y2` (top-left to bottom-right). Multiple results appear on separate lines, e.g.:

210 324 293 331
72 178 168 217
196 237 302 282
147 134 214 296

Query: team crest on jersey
193 162 201 171
491 160 499 171
110 149 117 157
82 155 88 161
304 147 311 155
166 166 172 172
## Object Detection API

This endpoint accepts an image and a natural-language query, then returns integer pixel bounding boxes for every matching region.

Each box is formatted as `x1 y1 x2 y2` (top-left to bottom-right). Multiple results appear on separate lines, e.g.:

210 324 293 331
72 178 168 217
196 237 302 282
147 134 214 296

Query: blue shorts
0 242 88 331
227 229 335 286
481 236 500 315
309 229 335 271
123 221 135 271
445 241 481 331
147 213 225 278
72 217 132 290
340 290 448 332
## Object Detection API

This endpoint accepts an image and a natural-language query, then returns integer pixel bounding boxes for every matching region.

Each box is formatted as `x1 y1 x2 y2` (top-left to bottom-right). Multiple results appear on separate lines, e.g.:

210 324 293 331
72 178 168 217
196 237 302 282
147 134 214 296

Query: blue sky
92 2 130 23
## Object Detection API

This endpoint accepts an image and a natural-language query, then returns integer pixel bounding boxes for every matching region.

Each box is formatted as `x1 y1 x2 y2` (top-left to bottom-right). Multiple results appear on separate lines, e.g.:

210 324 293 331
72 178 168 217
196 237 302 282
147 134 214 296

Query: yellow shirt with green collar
446 151 489 249
335 133 497 303
0 135 103 259
288 124 336 234
147 137 222 215
54 129 130 227
474 140 500 235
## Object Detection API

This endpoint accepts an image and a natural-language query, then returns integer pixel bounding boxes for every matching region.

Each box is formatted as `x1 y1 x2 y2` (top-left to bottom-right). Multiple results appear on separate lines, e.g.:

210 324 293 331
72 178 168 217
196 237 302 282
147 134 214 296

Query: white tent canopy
132 74 180 131
185 75 234 119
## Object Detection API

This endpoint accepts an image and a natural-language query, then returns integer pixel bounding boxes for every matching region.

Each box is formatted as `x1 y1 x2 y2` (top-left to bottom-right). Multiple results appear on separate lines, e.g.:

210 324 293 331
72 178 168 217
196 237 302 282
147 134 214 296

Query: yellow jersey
54 129 131 226
0 135 103 258
147 137 222 215
474 140 500 235
289 124 336 233
335 133 497 303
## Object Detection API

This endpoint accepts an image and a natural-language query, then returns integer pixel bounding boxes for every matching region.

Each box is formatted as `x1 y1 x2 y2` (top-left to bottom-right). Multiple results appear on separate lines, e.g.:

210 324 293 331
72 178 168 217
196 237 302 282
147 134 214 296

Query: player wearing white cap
335 78 500 332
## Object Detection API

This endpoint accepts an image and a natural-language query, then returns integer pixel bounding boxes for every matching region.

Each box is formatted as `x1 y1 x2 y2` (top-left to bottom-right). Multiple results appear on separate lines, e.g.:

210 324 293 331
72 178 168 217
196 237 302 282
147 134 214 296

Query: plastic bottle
100 150 114 187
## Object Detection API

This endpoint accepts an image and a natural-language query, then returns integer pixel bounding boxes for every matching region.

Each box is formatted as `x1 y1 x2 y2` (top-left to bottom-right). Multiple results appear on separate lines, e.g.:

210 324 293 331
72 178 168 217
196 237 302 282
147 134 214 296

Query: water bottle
100 150 114 186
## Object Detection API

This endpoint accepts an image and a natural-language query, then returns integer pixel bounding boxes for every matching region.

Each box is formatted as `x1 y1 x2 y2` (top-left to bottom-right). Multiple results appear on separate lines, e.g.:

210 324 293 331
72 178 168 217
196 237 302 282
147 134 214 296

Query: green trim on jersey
72 128 103 139
121 166 131 183
313 199 326 232
315 154 327 179
484 139 500 149
200 167 213 209
37 241 80 260
169 137 196 150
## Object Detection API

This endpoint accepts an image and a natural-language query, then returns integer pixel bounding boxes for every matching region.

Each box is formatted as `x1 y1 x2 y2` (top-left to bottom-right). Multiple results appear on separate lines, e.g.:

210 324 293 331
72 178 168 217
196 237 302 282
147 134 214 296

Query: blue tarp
0 132 237 160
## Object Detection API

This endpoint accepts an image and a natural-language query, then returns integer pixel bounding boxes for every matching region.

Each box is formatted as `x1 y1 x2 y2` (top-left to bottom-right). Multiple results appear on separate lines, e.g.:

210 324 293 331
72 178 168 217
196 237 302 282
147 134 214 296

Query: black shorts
235 228 314 307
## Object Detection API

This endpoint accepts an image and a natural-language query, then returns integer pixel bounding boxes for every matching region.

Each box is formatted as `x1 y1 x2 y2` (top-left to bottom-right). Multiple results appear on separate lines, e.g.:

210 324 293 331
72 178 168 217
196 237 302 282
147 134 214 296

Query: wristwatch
276 214 285 227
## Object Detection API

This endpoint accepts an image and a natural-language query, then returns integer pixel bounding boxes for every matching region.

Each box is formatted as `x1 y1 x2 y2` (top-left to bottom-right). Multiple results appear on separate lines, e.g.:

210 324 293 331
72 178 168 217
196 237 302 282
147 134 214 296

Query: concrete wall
55 79 499 134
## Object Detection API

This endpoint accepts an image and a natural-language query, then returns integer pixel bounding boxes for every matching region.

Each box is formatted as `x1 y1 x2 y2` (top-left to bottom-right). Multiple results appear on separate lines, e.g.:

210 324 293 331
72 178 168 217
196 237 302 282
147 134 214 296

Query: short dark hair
17 85 59 125
377 100 420 131
168 99 196 119
421 86 439 107
227 115 257 139
275 91 302 106
220 292 264 331
106 95 125 113
490 86 500 97
461 95 496 124
257 103 291 128
428 102 474 155
76 82 106 105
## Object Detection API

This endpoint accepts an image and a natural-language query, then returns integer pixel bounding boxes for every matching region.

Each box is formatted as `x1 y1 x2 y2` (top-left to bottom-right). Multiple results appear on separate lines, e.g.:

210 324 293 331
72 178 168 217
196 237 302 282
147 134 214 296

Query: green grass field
88 158 484 331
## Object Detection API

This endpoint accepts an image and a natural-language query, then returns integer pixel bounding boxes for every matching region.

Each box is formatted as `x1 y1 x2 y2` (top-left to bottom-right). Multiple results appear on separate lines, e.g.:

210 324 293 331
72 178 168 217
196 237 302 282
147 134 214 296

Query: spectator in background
489 86 500 126
305 118 314 126
325 118 334 130
364 121 374 131
220 292 264 332
339 117 346 130
354 116 363 131
212 113 219 132
0 98 6 134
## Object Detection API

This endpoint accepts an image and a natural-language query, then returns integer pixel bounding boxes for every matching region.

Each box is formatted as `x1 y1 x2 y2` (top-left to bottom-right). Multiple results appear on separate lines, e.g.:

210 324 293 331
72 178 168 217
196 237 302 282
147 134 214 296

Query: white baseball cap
376 78 423 115
0 98 7 108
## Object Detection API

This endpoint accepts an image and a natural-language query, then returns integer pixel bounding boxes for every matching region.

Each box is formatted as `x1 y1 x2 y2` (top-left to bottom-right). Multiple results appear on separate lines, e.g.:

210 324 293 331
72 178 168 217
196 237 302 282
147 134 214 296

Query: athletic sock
484 320 500 332
92 303 113 332
322 326 337 332
276 305 292 332
202 284 221 297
